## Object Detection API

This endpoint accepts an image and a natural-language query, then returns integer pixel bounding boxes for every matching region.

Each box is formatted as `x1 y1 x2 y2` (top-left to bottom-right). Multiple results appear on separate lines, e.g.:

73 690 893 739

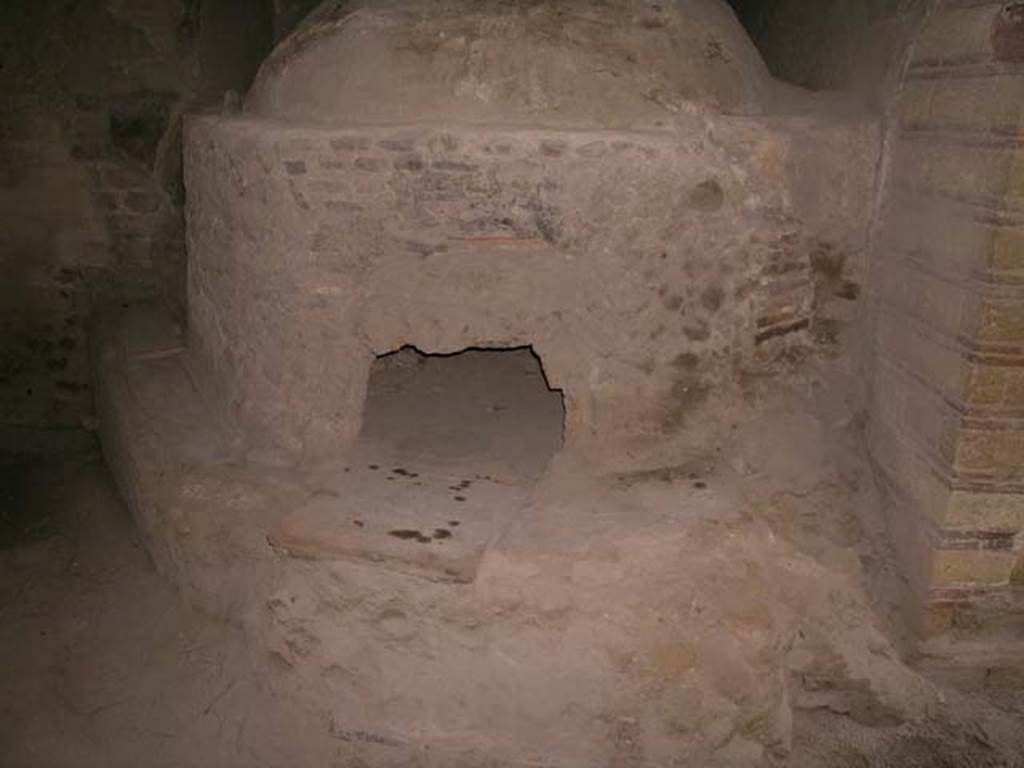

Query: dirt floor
2 348 1024 767
0 440 345 768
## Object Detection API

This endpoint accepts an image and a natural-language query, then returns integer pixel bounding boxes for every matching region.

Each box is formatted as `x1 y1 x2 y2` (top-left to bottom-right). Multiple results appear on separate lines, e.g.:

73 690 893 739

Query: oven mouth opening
357 344 565 484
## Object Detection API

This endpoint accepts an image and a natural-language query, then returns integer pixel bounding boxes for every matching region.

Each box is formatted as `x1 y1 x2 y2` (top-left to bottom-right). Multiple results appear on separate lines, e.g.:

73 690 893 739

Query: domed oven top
246 0 771 129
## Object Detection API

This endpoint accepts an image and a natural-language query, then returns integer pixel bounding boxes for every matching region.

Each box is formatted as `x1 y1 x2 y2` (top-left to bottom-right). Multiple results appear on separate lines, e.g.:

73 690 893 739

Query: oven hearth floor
265 337 567 582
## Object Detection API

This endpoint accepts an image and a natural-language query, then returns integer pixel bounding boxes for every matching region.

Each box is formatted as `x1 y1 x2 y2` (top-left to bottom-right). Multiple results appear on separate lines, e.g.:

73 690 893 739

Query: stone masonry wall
183 113 875 462
0 0 275 433
868 0 1024 636
731 0 1024 637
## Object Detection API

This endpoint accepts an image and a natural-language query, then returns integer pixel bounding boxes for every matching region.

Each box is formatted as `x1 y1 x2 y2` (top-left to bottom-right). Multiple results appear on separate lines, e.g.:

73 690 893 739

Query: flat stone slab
269 460 528 583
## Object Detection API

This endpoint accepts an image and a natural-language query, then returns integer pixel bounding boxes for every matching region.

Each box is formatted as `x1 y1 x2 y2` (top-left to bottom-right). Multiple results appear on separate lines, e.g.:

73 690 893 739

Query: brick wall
867 0 1024 636
0 0 274 432
731 0 1024 637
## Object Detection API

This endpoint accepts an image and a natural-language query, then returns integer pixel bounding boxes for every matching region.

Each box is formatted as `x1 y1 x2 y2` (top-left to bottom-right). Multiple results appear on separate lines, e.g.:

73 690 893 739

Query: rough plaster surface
184 114 876 463
248 0 774 127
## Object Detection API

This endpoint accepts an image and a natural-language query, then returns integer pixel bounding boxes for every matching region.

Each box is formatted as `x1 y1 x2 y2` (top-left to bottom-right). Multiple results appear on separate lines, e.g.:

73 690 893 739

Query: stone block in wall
70 142 107 162
966 364 1018 407
873 191 994 276
123 190 162 214
948 488 1024 529
869 399 955 528
1007 150 1024 205
991 225 1024 272
1006 368 1024 406
894 139 1014 205
931 547 1020 589
895 79 933 128
869 430 945 595
108 91 177 169
875 306 972 399
901 379 962 465
870 358 908 428
110 233 154 268
911 4 1001 67
974 298 1024 342
54 229 110 270
870 414 1024 635
0 274 92 430
101 162 152 190
956 426 1024 475
899 75 1024 134
875 255 970 337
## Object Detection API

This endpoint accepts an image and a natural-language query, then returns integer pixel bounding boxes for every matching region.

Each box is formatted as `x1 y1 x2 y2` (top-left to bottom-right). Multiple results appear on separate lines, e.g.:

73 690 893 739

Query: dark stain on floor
388 529 432 543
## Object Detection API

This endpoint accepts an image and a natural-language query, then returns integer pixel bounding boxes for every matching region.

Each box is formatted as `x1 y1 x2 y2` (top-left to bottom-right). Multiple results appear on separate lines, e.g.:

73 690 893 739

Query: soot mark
353 519 364 528
449 520 460 527
693 481 707 490
388 528 453 542
368 464 380 471
453 496 467 502
388 529 432 543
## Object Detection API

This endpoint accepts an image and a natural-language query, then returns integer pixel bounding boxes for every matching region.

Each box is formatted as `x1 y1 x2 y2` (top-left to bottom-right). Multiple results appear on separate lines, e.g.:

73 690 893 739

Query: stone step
269 454 528 583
